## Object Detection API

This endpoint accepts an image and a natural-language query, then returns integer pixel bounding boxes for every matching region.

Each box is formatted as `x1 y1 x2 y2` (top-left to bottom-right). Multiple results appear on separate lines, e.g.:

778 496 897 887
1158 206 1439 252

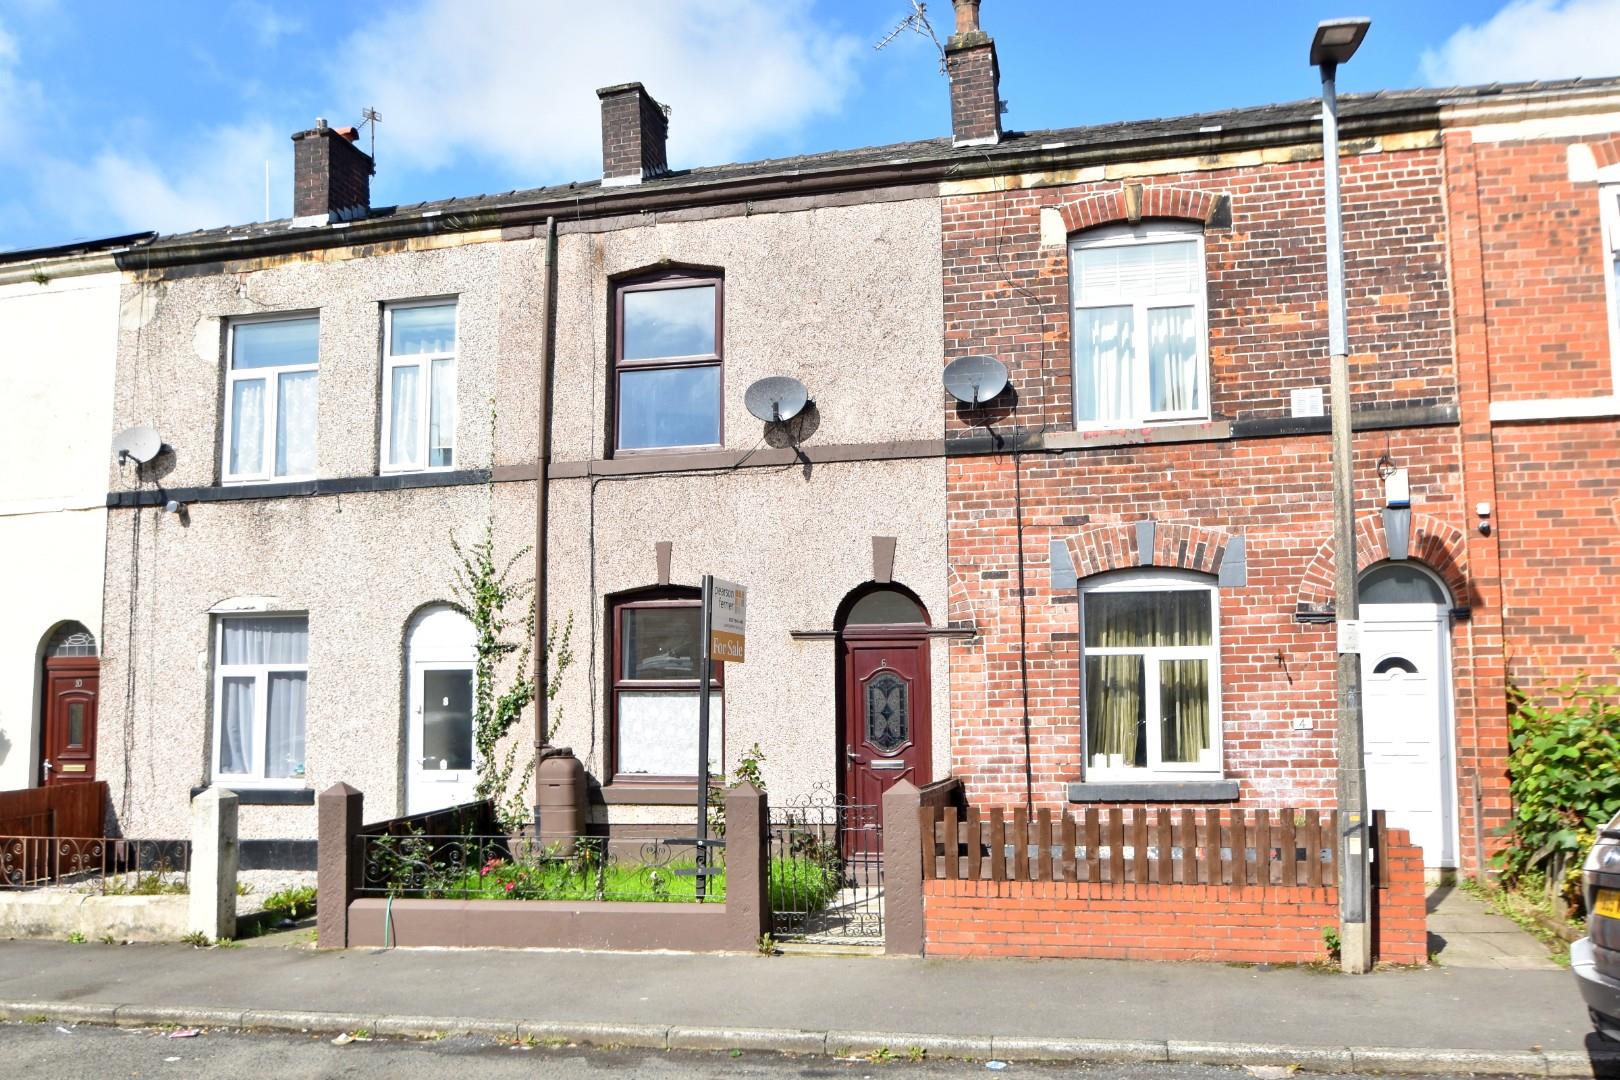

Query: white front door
1359 604 1456 869
405 606 478 815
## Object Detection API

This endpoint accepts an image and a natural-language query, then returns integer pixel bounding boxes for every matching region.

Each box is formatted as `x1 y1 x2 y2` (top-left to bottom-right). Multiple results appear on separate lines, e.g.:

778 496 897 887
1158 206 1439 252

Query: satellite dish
745 376 809 423
112 425 162 465
943 355 1009 405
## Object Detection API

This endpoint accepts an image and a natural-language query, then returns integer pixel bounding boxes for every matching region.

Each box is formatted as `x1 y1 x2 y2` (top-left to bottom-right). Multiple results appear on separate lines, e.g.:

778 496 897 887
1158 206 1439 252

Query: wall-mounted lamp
1381 467 1411 560
1476 501 1492 537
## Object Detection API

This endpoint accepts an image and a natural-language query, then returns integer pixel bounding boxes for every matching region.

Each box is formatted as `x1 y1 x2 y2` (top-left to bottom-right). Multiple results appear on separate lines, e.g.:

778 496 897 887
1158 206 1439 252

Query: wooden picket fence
923 805 1389 888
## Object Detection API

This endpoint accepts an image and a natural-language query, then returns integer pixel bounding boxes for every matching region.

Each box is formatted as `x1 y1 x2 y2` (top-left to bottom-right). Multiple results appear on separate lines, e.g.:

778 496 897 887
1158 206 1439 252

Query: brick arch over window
1590 134 1620 170
1064 520 1236 580
1296 511 1468 613
1057 184 1224 235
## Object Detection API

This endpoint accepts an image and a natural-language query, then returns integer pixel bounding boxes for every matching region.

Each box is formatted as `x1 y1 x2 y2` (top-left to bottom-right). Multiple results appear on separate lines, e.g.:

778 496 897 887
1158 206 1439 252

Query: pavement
0 933 1613 1076
1426 884 1565 970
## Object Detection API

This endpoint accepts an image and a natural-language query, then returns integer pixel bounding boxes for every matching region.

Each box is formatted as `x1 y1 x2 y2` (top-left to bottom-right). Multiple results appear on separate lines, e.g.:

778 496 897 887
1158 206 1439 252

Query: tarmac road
1 1021 1511 1079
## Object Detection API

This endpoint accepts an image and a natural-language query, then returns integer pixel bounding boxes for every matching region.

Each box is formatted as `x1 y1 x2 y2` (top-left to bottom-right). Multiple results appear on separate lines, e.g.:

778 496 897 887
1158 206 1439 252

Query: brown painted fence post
316 783 363 949
883 779 924 956
723 782 769 949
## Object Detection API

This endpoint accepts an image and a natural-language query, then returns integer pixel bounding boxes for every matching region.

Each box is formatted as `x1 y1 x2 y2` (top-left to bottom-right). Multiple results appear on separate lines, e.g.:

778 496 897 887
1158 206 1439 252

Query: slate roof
83 76 1620 254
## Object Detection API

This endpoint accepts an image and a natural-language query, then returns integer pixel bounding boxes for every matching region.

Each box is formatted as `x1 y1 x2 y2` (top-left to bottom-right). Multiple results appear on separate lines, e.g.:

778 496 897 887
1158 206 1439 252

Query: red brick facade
941 117 1620 876
923 826 1427 964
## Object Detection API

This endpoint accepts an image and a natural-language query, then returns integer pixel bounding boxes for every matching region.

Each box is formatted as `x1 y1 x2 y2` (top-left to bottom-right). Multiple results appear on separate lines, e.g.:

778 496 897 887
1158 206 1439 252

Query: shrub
1500 676 1620 911
264 885 317 919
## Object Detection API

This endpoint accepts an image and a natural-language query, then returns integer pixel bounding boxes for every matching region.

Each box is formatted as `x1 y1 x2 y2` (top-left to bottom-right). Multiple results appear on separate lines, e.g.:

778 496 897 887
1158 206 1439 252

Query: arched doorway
836 585 932 856
39 622 99 786
1358 562 1457 870
404 605 477 814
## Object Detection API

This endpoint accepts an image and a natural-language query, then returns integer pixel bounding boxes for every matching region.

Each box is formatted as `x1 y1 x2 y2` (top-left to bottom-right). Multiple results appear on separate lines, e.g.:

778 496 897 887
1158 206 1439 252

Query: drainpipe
534 216 558 752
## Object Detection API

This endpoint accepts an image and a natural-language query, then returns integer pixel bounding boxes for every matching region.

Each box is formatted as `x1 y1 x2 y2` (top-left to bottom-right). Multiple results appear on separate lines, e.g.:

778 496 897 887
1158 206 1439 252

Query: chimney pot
597 82 670 186
952 0 981 34
291 119 374 225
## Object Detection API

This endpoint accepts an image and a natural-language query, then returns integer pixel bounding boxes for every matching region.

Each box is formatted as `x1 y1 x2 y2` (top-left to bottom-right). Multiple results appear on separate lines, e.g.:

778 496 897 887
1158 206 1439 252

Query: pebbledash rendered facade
90 4 1620 874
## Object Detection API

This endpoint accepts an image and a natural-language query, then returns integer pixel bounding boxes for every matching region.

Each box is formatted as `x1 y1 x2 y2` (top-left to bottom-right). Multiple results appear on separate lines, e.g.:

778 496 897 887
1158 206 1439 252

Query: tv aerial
943 355 1008 406
744 376 810 424
112 425 163 466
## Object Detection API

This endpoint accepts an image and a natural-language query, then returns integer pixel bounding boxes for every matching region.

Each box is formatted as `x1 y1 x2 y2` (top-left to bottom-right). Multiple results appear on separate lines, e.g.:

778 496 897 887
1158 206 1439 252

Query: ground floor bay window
1081 571 1220 778
610 591 722 782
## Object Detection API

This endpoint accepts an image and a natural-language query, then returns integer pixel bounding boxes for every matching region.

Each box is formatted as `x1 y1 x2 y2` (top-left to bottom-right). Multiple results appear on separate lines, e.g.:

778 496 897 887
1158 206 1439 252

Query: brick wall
1466 137 1615 402
937 141 1523 875
923 827 1427 964
941 150 1456 439
292 128 372 220
946 425 1471 810
1444 128 1620 705
599 84 669 181
946 38 1000 145
1493 422 1620 691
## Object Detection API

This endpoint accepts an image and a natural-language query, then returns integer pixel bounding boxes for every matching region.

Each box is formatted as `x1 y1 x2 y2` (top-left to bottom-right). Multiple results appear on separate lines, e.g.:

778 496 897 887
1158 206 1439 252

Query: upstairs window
1070 222 1208 428
382 301 458 472
1081 571 1221 778
224 316 319 482
614 274 722 452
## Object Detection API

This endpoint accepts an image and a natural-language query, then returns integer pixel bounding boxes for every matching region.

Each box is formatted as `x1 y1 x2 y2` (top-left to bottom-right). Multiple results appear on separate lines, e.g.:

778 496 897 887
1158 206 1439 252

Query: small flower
504 881 515 893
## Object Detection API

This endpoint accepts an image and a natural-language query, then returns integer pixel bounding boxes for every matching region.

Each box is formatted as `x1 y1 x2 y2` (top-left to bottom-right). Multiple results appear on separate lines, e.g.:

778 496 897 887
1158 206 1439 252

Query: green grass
394 853 841 910
100 874 187 896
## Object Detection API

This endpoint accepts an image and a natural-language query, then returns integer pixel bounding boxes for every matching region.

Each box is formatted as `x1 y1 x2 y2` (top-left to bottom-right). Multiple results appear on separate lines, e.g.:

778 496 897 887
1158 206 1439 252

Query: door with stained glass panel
839 637 931 858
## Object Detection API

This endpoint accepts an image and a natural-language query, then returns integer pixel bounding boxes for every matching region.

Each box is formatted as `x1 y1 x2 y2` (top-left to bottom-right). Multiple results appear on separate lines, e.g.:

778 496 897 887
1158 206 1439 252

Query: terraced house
52 1 1620 887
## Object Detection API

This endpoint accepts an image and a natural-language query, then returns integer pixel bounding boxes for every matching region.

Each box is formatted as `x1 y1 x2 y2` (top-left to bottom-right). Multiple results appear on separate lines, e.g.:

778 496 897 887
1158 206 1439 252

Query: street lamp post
1311 16 1373 975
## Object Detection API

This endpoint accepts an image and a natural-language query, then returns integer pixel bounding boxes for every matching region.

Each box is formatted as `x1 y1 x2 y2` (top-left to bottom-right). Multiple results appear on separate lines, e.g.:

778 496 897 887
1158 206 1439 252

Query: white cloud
34 121 290 237
0 19 46 153
1421 0 1620 86
235 1 304 48
330 0 860 179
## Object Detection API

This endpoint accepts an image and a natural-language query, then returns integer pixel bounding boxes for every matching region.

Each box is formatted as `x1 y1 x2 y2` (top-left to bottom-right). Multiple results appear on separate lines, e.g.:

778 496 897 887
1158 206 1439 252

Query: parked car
1573 811 1620 1041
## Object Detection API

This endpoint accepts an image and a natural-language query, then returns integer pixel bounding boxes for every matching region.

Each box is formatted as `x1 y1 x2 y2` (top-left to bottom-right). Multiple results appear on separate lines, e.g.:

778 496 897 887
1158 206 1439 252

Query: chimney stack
597 83 670 186
946 0 1002 147
291 117 374 226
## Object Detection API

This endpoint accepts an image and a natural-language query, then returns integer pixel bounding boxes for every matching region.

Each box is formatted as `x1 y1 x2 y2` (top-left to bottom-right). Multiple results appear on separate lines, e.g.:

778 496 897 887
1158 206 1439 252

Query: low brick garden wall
908 798 1427 965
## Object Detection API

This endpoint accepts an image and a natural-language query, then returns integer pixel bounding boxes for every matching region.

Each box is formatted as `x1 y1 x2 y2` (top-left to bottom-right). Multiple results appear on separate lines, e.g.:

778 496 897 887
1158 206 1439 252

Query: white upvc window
223 315 319 483
1602 184 1620 385
1070 222 1209 429
212 615 309 786
381 301 458 472
1080 570 1221 779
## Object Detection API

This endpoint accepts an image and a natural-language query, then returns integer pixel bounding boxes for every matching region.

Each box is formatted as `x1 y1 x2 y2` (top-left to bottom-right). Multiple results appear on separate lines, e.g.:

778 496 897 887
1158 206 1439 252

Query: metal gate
768 786 883 944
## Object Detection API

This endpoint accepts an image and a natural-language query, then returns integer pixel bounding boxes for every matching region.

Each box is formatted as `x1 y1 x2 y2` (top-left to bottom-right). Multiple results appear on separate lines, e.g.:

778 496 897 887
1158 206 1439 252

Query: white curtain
230 379 265 475
221 618 308 664
266 672 307 779
275 371 318 476
389 364 421 467
220 676 255 775
617 691 722 776
429 358 455 467
1149 306 1199 413
1074 306 1133 423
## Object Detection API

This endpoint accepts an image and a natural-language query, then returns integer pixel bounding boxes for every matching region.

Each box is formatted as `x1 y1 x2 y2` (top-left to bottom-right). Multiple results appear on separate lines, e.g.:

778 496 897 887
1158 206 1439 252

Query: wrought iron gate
768 786 883 943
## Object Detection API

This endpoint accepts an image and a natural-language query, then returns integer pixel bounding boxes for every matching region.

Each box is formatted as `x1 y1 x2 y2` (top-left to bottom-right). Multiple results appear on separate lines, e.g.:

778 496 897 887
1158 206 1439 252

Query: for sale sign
710 579 747 662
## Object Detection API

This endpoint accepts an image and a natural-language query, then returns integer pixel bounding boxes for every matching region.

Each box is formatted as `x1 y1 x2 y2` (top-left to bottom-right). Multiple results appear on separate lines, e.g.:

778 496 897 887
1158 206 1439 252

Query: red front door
41 657 98 786
839 634 931 857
